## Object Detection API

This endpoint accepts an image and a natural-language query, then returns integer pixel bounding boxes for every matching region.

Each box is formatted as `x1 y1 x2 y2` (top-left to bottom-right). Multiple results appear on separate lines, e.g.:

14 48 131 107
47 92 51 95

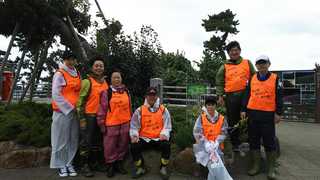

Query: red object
2 71 14 101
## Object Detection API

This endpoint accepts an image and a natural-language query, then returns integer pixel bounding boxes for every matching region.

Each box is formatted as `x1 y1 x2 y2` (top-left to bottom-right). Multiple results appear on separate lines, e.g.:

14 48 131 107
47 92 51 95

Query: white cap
255 55 270 64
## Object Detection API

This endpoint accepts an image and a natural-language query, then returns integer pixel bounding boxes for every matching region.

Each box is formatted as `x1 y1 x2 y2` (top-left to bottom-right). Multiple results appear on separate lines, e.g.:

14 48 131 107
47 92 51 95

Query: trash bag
207 150 233 180
193 142 210 166
194 140 233 180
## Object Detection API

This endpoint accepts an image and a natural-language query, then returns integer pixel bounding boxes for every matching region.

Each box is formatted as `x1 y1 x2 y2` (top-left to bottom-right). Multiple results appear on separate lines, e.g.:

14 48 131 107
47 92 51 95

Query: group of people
50 51 172 179
50 40 282 180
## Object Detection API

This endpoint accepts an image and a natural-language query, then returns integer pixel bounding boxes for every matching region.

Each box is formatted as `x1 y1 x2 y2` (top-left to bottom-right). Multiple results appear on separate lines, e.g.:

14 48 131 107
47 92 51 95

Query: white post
150 78 163 103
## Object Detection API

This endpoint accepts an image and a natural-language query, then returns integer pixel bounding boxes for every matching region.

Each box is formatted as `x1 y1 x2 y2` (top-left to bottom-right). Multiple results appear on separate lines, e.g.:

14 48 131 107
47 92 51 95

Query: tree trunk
66 15 88 62
0 22 20 99
28 42 50 102
5 50 27 108
94 0 108 25
19 49 40 103
47 14 92 62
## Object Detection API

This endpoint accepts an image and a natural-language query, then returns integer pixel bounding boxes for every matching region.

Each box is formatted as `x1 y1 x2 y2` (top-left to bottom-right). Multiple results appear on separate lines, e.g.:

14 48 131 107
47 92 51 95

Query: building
273 70 316 105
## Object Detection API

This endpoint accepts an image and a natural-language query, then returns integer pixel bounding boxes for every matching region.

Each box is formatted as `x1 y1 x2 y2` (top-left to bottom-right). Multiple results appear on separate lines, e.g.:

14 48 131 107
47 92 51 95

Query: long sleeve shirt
215 57 256 96
130 98 172 142
193 107 228 144
76 78 91 118
241 72 283 115
51 63 79 115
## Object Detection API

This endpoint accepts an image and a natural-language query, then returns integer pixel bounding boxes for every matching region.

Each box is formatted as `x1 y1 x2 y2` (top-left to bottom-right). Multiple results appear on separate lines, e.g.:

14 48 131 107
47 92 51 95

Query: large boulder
172 147 207 177
0 141 51 168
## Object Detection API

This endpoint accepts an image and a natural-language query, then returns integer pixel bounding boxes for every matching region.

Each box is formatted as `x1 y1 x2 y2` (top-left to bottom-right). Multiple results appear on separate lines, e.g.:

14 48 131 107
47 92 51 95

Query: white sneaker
58 167 68 177
67 165 78 177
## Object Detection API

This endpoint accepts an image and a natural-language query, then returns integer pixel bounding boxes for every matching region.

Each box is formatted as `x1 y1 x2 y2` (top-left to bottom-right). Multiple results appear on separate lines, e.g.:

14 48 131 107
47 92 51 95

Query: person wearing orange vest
96 69 132 177
76 56 109 177
193 96 232 179
130 87 172 179
50 51 81 177
241 55 282 180
215 41 255 152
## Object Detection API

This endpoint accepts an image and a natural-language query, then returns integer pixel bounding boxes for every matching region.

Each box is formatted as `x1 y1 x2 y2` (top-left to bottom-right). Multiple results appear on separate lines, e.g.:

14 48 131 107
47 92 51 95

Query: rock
0 141 18 155
172 147 205 176
0 149 37 168
0 141 51 169
36 147 51 167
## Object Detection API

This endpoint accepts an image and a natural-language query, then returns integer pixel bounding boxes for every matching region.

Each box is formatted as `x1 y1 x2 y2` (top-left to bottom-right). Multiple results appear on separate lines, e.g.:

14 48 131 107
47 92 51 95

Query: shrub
0 102 52 147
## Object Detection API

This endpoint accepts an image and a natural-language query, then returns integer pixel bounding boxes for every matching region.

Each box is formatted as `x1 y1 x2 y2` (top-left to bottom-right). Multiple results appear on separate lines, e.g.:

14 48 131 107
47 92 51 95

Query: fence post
316 65 320 123
150 78 163 103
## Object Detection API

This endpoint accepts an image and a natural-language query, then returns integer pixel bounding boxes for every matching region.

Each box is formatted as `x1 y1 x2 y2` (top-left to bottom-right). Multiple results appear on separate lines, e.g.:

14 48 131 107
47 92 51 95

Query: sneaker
159 166 169 180
58 167 68 177
132 167 146 179
67 165 78 177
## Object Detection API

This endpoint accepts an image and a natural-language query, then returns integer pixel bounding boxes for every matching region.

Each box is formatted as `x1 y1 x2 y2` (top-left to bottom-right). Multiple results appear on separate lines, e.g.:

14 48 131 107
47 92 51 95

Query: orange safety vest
52 69 81 111
105 91 131 126
224 59 250 93
85 77 109 114
139 105 165 139
247 73 277 111
201 112 225 150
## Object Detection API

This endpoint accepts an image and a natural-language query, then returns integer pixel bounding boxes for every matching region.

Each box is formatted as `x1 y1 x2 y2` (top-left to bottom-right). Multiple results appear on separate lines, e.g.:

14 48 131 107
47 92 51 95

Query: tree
199 9 239 86
0 0 93 102
159 51 198 86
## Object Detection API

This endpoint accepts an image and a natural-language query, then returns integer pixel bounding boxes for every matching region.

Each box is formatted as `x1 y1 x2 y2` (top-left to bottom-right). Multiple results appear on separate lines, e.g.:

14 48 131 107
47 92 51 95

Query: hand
160 134 169 141
213 141 219 150
240 112 246 120
274 114 281 124
79 118 86 129
204 141 215 153
195 135 203 144
217 96 224 106
131 136 139 143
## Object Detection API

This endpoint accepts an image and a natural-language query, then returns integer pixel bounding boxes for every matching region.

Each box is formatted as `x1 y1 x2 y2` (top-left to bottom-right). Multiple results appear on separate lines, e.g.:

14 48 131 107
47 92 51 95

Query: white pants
50 111 79 168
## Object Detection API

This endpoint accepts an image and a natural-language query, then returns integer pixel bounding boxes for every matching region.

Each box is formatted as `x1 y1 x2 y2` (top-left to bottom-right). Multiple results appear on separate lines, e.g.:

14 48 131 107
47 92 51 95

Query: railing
162 84 317 122
12 83 51 102
163 85 216 107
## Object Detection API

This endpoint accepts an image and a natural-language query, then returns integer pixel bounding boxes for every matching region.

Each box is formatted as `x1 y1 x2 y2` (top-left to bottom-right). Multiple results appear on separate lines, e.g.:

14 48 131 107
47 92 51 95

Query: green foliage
0 102 52 147
168 106 196 150
199 9 240 86
159 52 199 86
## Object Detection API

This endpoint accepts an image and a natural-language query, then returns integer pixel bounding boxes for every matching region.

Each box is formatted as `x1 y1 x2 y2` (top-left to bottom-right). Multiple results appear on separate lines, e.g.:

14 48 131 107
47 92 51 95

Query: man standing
130 87 172 179
215 41 255 151
50 51 81 177
241 55 282 180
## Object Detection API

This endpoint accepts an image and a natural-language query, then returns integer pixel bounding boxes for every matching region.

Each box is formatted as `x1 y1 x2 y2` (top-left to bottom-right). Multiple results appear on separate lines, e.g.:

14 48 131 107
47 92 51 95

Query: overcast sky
1 0 319 71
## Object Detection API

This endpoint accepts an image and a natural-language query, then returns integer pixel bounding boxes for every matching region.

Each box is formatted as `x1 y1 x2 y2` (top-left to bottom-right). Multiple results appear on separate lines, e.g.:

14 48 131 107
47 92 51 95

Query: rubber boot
82 163 94 177
159 158 170 180
106 163 115 178
247 150 261 176
266 151 277 180
114 160 127 174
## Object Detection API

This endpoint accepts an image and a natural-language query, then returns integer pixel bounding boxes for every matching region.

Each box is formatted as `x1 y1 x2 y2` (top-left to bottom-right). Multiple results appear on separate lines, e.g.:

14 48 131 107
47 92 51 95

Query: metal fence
162 83 317 123
12 83 51 103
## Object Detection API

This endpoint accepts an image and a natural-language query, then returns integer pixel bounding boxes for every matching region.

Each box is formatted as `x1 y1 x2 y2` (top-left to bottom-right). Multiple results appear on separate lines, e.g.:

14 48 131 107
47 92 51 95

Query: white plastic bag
207 149 233 180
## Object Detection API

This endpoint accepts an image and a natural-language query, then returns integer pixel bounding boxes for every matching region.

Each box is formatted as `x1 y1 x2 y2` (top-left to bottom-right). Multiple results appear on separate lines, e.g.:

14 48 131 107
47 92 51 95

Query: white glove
204 141 215 153
213 141 220 150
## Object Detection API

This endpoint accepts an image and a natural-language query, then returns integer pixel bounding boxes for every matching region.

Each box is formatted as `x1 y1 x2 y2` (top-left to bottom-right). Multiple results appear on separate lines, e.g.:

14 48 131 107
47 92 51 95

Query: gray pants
50 111 79 168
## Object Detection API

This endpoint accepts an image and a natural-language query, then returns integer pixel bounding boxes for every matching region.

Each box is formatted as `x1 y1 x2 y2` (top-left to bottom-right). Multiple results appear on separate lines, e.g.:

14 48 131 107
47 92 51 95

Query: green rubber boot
247 150 261 176
266 151 277 180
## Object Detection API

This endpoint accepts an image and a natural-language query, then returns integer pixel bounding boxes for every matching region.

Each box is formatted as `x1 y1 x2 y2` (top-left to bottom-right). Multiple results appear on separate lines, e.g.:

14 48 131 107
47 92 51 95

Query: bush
168 106 196 150
0 102 52 147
